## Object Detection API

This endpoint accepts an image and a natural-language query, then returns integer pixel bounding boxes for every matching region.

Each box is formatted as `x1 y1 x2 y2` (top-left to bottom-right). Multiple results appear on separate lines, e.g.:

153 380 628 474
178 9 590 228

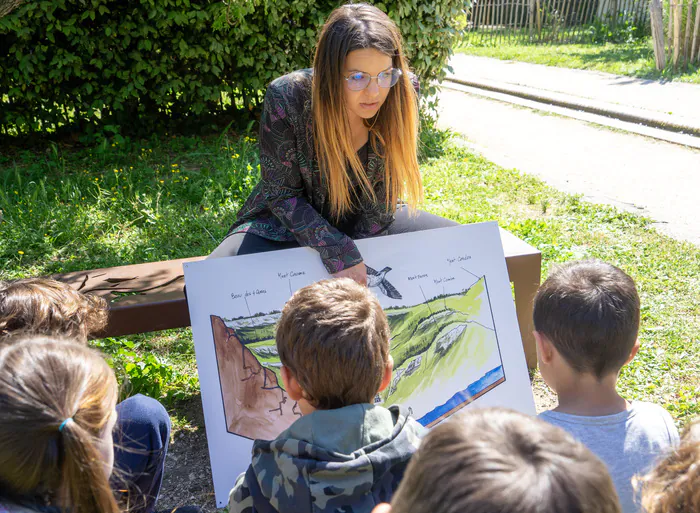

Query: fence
651 0 700 68
463 0 649 44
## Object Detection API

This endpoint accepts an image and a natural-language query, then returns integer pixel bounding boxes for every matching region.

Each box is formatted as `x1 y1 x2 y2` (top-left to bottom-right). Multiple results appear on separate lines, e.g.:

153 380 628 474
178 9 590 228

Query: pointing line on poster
460 266 480 280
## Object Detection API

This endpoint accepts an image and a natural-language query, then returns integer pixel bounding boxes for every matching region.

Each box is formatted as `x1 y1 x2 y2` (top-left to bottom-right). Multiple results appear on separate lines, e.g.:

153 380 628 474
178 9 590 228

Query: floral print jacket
227 69 416 274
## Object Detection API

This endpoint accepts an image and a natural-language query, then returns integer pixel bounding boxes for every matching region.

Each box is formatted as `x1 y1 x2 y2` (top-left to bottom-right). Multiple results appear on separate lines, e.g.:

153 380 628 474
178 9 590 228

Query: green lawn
457 39 700 84
1 130 697 427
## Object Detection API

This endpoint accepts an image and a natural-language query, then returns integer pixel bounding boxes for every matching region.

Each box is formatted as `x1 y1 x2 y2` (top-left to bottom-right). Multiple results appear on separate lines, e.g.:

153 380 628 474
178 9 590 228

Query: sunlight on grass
1 130 697 424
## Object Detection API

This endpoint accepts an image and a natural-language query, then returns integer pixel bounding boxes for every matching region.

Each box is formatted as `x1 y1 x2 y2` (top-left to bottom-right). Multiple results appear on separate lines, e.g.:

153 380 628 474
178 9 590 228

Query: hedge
0 0 465 138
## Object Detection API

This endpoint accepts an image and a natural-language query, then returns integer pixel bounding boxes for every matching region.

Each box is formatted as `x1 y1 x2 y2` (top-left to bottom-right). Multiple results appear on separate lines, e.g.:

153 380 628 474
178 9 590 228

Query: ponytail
0 335 120 513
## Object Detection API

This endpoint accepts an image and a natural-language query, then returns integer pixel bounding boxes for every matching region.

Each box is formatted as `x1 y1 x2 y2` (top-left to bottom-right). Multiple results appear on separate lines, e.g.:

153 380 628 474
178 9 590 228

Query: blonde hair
0 335 119 513
312 3 423 219
276 278 390 409
638 418 700 513
0 278 108 342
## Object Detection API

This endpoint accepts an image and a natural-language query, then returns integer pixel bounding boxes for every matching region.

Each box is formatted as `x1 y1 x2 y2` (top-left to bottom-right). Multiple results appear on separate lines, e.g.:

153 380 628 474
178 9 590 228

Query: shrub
0 0 465 139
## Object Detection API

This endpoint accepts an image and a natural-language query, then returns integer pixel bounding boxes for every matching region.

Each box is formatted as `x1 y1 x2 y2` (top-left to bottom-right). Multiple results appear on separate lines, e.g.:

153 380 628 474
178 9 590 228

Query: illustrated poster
184 222 536 507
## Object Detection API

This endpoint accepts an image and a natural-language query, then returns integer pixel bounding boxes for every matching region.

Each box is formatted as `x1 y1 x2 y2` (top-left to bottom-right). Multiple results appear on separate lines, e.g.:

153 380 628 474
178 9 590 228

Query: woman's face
343 48 394 125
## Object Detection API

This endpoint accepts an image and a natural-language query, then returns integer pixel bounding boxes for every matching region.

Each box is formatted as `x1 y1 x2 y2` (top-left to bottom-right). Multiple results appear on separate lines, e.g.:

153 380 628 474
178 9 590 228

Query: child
0 277 107 341
0 278 171 513
228 278 424 513
0 334 120 513
637 417 700 513
533 260 679 513
372 407 622 513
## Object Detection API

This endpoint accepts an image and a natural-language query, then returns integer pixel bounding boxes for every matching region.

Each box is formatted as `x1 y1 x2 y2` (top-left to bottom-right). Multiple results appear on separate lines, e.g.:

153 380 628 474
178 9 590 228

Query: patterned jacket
228 404 424 513
227 69 418 274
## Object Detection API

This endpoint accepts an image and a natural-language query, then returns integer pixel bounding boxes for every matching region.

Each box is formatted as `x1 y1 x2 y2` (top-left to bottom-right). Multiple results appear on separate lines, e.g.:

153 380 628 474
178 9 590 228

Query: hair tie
58 418 74 432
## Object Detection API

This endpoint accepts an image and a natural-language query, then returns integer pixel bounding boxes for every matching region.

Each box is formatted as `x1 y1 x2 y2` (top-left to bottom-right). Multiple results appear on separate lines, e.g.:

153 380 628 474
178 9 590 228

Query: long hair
312 3 422 219
0 335 120 513
637 418 700 513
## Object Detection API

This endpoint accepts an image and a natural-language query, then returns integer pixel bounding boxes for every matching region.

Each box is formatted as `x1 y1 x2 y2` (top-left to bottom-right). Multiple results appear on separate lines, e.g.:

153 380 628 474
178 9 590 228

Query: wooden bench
54 228 541 368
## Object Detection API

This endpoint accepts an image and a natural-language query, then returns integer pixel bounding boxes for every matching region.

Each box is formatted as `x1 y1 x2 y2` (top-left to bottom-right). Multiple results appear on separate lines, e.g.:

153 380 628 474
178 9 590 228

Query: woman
0 335 120 513
210 3 457 284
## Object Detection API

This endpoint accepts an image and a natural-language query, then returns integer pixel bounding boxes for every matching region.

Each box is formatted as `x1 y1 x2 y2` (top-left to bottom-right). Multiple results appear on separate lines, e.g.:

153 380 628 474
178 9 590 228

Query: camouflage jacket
226 69 419 274
228 404 424 513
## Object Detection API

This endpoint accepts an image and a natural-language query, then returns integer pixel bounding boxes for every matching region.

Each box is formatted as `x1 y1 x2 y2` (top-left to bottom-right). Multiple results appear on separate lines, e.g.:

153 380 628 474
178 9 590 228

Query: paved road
437 87 700 246
448 54 700 130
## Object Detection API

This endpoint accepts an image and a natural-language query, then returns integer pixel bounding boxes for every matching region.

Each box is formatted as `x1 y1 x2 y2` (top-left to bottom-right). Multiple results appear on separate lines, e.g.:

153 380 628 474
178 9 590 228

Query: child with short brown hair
533 260 679 513
229 278 424 513
637 417 700 513
373 407 622 513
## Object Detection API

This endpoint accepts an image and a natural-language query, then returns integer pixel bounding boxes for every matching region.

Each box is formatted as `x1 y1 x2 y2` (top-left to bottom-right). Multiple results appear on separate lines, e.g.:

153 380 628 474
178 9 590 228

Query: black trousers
208 207 459 260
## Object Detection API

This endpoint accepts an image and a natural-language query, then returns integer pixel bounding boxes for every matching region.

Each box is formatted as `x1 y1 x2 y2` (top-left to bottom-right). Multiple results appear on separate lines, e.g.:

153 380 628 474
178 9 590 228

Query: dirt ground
156 374 558 512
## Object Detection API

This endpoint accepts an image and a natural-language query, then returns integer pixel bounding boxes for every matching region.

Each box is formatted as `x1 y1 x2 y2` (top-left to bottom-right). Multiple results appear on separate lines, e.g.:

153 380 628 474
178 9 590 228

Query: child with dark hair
372 407 622 513
229 278 424 513
533 260 679 513
0 278 171 513
637 417 700 513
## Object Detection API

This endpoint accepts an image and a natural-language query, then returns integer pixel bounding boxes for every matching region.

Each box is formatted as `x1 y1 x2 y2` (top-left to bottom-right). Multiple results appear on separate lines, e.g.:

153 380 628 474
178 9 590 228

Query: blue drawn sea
417 365 505 426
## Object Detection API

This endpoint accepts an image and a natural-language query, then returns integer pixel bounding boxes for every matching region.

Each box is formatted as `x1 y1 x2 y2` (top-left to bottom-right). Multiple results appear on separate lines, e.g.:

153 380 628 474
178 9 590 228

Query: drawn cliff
210 316 300 440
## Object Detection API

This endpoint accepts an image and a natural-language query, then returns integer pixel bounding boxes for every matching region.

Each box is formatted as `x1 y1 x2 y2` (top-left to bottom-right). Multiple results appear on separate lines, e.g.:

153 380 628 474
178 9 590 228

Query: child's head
276 278 393 410
0 278 107 343
375 407 621 513
637 417 700 513
0 334 119 513
533 260 640 382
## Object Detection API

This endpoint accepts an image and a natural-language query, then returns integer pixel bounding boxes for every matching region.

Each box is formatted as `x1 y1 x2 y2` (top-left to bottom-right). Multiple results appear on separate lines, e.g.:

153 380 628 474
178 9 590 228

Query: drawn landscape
210 276 505 438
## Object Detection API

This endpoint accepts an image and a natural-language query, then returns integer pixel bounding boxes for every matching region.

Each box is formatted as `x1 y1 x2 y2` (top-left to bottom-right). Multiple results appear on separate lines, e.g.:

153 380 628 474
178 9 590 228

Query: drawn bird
366 265 402 300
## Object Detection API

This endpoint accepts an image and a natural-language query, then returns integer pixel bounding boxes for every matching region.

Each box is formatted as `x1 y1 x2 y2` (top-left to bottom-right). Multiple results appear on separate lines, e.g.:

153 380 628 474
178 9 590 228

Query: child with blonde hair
0 335 120 513
637 417 700 513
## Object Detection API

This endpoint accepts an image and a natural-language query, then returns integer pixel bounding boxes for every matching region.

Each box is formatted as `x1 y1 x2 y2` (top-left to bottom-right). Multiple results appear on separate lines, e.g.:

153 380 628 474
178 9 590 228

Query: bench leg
511 256 541 370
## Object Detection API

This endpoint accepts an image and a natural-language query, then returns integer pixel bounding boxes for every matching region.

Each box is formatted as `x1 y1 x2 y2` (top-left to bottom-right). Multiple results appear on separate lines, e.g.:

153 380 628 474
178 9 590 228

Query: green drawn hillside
386 278 487 367
381 277 498 405
221 277 497 400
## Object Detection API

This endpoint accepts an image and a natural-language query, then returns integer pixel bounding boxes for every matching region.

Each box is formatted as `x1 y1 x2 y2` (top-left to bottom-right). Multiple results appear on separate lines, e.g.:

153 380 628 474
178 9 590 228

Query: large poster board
184 222 536 507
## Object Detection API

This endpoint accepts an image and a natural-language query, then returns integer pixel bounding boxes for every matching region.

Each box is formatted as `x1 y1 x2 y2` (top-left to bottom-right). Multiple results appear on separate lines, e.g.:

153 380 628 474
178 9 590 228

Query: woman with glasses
209 2 457 284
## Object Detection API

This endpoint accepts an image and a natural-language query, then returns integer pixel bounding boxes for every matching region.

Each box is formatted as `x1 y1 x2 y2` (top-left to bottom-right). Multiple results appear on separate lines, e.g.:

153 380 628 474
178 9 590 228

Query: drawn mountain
210 315 300 440
381 277 505 425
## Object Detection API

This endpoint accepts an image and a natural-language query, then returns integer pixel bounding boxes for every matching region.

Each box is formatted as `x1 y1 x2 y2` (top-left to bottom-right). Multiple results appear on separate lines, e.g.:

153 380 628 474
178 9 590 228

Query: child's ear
625 339 640 365
281 366 304 402
378 355 394 393
372 504 392 513
533 331 554 364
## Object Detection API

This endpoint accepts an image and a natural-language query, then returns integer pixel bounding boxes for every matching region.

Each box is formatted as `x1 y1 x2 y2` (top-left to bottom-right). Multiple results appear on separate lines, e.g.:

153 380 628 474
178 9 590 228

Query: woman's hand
332 262 368 286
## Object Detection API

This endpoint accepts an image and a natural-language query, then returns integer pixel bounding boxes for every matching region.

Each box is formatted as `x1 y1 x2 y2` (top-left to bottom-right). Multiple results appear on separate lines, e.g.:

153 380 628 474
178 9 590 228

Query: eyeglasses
344 68 403 91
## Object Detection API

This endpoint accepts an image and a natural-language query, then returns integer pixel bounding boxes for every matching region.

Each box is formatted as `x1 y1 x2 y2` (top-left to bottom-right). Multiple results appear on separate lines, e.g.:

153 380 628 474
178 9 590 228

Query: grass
1 129 698 427
457 38 700 84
